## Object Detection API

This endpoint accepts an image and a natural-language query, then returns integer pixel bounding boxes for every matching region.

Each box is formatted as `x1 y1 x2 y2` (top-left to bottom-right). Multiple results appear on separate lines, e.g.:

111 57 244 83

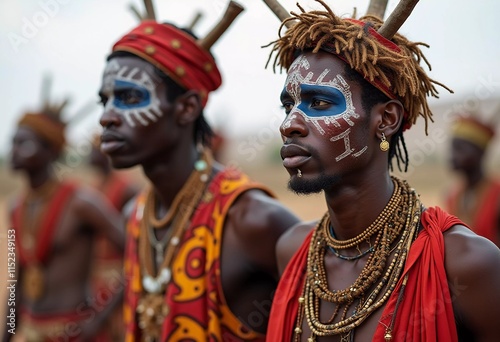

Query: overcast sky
1 0 499 158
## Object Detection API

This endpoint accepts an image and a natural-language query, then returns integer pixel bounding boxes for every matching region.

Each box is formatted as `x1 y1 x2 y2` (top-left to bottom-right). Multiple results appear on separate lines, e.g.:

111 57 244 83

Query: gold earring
380 133 389 152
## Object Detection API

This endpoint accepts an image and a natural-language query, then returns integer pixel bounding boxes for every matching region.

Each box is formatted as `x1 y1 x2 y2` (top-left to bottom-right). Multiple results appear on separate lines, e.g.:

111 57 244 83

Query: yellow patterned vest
124 168 270 341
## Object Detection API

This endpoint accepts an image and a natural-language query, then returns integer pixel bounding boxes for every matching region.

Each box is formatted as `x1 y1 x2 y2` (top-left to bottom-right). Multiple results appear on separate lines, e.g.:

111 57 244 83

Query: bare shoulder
444 224 500 279
72 186 111 211
227 188 300 241
276 221 317 275
71 186 123 226
224 189 300 275
443 224 500 339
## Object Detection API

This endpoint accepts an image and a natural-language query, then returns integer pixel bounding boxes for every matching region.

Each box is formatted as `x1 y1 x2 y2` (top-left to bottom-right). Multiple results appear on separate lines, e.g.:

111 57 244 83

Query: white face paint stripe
103 62 163 128
284 54 369 161
284 55 358 135
331 128 354 161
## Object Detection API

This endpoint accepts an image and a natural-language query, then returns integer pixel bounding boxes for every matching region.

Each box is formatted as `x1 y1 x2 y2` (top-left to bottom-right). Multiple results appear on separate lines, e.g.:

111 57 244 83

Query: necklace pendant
142 275 162 294
155 244 164 267
142 268 171 294
23 264 45 301
137 293 169 340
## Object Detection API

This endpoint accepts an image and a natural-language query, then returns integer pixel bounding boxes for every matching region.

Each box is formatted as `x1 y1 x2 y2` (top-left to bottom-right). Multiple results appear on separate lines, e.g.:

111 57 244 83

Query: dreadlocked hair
265 0 452 172
343 64 409 172
266 0 453 130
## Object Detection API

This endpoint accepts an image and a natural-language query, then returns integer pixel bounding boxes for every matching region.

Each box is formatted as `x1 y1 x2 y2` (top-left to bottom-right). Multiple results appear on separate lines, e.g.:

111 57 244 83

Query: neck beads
294 177 422 342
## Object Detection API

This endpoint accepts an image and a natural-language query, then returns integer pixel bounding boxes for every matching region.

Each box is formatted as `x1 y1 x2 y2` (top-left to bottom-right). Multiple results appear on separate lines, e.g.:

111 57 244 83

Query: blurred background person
445 113 500 247
87 131 140 341
3 78 125 342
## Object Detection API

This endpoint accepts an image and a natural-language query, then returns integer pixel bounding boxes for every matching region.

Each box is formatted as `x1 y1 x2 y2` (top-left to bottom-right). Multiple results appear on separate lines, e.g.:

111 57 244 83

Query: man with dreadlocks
97 1 299 341
263 0 500 341
4 85 125 341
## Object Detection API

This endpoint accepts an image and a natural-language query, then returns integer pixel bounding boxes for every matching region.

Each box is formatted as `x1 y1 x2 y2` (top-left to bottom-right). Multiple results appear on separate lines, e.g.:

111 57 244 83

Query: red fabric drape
267 207 462 342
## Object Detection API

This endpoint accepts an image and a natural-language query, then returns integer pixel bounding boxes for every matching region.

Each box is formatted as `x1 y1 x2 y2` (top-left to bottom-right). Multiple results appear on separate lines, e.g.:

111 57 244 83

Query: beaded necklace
136 149 213 339
293 177 421 341
327 225 373 261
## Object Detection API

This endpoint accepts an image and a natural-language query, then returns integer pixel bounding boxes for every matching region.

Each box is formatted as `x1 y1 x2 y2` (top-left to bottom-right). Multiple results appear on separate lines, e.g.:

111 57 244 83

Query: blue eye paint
296 84 347 117
113 79 151 109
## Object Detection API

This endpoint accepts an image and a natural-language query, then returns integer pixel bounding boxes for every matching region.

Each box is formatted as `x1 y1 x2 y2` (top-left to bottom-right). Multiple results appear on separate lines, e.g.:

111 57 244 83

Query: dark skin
89 144 139 211
276 51 500 341
4 127 125 342
98 56 300 334
449 137 500 245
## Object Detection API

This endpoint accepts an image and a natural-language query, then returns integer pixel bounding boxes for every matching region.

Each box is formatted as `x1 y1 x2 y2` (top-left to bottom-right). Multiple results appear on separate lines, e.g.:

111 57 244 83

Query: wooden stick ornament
262 0 420 39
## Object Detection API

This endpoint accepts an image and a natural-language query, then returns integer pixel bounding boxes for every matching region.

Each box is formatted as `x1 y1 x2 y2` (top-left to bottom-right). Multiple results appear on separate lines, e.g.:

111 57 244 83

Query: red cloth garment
123 168 271 341
12 182 77 266
113 21 222 107
446 179 500 246
267 206 462 342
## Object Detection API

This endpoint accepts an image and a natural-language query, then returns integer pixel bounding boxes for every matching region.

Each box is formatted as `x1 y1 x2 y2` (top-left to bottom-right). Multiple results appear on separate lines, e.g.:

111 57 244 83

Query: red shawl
267 207 462 342
12 182 76 265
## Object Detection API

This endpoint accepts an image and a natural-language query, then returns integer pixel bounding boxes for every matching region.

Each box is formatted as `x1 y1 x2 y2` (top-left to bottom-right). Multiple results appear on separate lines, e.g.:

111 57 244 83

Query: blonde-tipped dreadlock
267 0 452 134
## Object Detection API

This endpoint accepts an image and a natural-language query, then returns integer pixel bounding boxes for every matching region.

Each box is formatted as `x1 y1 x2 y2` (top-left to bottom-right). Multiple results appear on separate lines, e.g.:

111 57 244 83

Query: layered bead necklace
137 149 213 339
294 177 422 341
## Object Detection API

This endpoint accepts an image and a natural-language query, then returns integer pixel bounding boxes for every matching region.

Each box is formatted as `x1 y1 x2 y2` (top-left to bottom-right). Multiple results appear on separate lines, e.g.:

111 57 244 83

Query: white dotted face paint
102 59 162 127
281 54 368 161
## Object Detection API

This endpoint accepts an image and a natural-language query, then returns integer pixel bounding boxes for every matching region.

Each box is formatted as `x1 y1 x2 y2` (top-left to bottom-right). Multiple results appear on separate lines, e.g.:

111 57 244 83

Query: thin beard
288 173 342 195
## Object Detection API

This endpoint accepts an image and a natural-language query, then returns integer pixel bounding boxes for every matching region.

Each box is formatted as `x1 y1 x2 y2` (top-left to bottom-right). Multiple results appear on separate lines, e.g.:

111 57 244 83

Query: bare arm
72 188 126 339
444 225 500 341
276 221 315 275
225 189 300 278
73 188 125 252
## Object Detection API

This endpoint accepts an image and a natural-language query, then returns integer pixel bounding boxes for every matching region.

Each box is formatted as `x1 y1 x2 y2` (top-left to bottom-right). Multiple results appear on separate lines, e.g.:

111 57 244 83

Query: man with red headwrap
97 5 300 341
4 100 125 341
445 114 500 247
261 0 500 341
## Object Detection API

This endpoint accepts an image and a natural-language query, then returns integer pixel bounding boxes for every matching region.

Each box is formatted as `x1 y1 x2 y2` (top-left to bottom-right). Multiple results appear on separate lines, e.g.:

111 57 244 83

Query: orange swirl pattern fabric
124 168 270 341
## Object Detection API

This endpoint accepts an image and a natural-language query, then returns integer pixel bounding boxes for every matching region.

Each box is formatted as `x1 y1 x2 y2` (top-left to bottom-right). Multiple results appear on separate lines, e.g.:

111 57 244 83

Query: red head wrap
112 21 222 107
324 19 411 129
18 113 66 152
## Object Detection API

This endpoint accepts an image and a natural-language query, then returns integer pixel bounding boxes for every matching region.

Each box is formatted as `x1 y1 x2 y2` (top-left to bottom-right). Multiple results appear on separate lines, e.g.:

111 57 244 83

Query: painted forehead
102 59 159 92
282 54 358 135
102 59 163 127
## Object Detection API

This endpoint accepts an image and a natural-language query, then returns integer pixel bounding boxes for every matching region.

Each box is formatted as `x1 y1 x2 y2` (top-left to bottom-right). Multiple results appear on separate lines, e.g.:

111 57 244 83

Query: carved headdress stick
197 1 244 50
129 0 156 21
262 0 420 39
262 0 294 28
365 0 389 20
143 0 156 20
377 0 419 39
187 11 203 31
